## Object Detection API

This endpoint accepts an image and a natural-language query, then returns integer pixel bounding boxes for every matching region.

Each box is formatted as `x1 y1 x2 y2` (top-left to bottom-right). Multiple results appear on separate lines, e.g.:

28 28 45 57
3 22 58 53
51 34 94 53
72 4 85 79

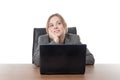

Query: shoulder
65 33 81 44
66 33 80 39
38 34 49 44
38 34 48 39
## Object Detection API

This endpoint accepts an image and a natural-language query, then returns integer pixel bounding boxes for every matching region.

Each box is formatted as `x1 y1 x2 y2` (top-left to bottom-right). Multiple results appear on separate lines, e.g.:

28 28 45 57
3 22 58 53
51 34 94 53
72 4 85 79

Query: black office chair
32 27 77 64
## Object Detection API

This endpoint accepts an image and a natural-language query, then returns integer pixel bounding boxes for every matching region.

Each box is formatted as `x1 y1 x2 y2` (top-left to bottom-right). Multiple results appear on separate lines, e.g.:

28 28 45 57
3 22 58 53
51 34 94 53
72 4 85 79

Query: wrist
54 37 59 44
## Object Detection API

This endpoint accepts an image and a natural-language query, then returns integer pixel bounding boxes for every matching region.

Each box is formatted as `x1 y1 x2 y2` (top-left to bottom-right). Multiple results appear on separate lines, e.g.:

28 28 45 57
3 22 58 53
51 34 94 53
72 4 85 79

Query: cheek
61 27 65 31
48 27 53 32
60 27 65 34
59 26 64 30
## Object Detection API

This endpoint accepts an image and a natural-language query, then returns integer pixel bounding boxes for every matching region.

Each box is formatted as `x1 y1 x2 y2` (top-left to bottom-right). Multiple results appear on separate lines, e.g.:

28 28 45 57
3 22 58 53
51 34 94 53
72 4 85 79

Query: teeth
55 30 59 33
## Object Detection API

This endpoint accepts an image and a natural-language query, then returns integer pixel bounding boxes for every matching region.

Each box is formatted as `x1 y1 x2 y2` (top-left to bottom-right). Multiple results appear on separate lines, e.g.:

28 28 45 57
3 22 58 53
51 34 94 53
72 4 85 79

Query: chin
56 33 62 37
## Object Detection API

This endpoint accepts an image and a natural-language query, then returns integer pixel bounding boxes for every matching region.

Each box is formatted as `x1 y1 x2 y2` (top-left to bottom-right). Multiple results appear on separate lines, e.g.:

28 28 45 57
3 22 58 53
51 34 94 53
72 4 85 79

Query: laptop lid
40 44 86 74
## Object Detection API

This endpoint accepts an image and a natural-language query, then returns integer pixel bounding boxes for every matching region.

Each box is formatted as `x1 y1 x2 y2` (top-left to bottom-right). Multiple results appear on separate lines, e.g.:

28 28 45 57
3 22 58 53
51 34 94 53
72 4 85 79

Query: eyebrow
57 20 62 23
49 20 62 24
48 23 53 26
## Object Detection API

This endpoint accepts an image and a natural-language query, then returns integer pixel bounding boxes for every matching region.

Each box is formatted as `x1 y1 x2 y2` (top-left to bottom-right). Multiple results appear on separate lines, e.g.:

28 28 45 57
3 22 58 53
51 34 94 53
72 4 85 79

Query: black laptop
40 44 86 74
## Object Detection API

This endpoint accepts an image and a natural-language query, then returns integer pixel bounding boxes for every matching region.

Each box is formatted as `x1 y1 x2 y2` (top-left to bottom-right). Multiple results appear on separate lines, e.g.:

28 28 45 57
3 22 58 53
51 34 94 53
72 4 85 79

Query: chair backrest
32 27 77 63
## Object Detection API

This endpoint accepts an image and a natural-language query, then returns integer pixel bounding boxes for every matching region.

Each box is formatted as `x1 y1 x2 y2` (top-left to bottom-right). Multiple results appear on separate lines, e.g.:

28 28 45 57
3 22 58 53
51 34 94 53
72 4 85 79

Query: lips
54 30 60 33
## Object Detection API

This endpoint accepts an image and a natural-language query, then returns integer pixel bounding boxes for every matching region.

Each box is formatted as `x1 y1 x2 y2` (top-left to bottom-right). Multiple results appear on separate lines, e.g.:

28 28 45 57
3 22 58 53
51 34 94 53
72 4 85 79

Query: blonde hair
46 13 67 33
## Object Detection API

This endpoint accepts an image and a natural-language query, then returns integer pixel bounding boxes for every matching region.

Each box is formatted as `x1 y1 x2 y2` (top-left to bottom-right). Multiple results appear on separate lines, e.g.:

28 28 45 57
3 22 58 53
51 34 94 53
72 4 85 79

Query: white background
0 0 120 64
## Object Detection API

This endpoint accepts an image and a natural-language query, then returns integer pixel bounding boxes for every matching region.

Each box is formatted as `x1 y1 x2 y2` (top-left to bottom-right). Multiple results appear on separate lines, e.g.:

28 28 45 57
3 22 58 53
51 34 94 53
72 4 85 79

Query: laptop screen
40 44 86 74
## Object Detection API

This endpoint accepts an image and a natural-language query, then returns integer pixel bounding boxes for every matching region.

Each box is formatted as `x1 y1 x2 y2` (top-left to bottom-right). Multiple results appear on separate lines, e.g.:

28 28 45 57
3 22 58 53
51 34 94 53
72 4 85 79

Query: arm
86 49 95 65
33 37 41 67
74 34 95 65
33 34 50 67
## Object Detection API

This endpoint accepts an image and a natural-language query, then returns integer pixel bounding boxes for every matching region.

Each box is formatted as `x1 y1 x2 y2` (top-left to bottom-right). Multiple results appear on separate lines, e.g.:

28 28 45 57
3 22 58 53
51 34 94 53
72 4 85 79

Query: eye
58 22 61 24
58 22 62 25
49 24 54 27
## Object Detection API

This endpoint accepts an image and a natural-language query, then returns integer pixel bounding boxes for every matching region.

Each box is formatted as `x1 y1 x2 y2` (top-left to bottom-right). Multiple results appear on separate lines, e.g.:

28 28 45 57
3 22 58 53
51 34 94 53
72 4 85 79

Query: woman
33 13 95 66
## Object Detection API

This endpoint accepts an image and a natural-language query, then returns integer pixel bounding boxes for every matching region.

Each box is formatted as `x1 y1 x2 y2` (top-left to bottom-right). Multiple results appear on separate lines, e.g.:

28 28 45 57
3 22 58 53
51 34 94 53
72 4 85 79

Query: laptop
40 44 86 74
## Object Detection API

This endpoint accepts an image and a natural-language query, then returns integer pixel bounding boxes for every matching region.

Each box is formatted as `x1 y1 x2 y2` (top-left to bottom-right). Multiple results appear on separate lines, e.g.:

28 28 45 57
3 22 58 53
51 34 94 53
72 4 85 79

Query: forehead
49 16 61 23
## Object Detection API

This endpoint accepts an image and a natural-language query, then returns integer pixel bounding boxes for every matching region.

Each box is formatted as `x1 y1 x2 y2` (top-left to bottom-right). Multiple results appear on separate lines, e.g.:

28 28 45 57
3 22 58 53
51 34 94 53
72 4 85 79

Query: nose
54 24 58 29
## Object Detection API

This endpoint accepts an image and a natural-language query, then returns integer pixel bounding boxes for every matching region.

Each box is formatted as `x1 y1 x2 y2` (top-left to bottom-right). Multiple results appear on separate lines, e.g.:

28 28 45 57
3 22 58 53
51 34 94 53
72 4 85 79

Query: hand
48 29 59 44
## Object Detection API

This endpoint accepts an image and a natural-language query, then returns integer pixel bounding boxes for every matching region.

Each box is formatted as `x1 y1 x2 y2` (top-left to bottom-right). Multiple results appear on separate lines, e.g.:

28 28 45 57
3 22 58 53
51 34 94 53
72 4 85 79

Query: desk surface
0 64 120 80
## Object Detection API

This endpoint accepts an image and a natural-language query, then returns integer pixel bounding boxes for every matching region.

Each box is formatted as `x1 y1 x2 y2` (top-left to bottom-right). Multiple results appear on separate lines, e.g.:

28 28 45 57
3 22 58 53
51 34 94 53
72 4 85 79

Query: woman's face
48 16 65 37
